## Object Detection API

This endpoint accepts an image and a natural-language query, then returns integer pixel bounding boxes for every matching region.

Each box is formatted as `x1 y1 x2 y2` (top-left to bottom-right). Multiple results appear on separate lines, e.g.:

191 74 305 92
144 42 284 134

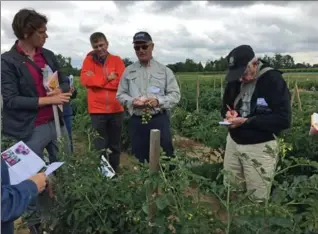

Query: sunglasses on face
134 44 149 51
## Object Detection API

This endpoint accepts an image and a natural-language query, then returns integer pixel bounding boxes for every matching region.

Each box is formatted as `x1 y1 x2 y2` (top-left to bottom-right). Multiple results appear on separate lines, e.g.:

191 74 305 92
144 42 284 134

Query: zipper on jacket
103 56 110 113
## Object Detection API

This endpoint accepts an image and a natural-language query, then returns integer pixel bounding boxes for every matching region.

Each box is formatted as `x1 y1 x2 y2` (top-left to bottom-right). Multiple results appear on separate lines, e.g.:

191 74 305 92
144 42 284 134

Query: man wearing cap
116 31 180 163
221 45 291 202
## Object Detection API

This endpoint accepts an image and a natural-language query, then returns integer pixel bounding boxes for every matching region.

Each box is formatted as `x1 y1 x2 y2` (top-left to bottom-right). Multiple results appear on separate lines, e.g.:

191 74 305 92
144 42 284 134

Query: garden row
41 76 318 234
177 73 318 91
177 68 318 75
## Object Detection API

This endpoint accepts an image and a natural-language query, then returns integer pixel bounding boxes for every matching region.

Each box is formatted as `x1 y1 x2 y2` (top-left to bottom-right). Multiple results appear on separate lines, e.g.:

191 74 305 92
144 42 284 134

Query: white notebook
1 141 64 185
311 113 318 130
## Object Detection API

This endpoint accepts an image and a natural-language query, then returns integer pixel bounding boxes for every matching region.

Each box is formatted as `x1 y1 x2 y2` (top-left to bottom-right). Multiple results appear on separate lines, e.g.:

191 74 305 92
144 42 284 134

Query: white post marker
69 74 74 88
42 65 62 139
53 105 61 138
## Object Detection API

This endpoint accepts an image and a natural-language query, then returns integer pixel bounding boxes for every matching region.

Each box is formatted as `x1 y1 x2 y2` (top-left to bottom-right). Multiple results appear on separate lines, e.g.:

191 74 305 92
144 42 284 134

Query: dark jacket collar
88 51 110 65
8 42 57 93
9 42 55 73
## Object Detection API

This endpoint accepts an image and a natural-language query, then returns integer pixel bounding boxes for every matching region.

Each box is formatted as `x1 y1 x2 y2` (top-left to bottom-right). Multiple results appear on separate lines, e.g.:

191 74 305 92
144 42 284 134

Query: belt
132 110 166 118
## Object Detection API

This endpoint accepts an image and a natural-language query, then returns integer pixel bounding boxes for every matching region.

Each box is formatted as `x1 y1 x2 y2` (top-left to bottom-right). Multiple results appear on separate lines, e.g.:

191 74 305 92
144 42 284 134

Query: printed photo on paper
2 149 21 167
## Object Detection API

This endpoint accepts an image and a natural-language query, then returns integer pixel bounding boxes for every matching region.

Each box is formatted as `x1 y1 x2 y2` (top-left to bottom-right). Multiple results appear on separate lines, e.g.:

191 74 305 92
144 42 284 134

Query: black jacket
221 62 292 145
1 45 70 140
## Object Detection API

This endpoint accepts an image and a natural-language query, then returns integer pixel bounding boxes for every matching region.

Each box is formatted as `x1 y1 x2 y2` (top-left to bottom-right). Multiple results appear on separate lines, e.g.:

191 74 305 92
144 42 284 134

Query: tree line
166 54 318 73
57 53 318 76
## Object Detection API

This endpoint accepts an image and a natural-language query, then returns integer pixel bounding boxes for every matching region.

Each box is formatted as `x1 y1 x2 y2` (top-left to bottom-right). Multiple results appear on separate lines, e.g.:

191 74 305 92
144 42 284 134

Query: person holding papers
1 9 72 233
221 45 291 203
1 158 47 234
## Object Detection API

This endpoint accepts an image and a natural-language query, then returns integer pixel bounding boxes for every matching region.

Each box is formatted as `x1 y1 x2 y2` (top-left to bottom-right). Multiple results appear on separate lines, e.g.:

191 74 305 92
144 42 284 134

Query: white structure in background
69 74 74 88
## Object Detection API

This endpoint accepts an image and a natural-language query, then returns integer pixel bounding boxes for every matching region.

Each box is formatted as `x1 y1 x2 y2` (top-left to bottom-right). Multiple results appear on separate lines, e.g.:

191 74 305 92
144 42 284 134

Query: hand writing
227 117 247 129
225 110 238 119
225 104 238 120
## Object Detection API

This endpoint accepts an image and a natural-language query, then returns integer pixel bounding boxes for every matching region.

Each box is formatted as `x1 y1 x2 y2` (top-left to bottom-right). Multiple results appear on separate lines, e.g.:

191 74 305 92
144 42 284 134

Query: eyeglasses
134 44 149 51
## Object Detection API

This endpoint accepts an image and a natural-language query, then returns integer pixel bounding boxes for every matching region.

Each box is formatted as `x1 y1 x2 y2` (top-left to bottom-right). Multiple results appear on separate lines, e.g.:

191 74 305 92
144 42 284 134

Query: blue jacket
1 159 38 234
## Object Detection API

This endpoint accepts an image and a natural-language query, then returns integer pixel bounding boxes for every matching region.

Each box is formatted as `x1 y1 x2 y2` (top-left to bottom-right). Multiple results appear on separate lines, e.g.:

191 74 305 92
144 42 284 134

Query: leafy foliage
3 74 316 233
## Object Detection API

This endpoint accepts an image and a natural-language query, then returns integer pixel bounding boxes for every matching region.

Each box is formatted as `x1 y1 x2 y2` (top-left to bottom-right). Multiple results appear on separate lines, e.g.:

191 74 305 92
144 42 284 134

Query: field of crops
14 72 318 234
176 72 318 92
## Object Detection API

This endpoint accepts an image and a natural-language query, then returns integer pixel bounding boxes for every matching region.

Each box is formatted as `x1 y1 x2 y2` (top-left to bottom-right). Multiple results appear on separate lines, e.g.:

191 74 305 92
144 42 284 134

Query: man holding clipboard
220 45 291 203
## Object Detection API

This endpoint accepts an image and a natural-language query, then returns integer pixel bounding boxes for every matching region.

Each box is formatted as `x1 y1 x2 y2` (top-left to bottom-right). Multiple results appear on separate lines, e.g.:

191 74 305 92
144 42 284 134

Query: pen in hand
226 104 234 115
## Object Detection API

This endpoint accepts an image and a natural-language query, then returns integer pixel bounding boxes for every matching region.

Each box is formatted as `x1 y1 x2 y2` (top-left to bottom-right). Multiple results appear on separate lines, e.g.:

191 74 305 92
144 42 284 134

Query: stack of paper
311 113 318 130
99 154 115 179
1 141 64 185
42 65 63 112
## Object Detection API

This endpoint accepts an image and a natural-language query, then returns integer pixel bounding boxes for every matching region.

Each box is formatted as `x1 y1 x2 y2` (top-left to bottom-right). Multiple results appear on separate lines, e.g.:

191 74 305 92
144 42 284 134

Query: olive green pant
223 134 278 202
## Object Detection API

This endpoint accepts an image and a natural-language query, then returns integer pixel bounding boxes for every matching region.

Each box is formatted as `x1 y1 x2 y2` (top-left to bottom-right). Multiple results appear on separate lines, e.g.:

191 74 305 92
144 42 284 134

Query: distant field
174 72 318 90
175 72 318 81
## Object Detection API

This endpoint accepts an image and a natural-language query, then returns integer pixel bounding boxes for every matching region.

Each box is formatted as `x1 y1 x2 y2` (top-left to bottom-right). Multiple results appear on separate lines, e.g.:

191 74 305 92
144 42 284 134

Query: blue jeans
63 115 73 153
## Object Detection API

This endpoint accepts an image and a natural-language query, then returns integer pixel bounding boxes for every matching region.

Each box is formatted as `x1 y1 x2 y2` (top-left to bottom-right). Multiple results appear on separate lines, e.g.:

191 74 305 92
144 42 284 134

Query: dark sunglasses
134 44 149 51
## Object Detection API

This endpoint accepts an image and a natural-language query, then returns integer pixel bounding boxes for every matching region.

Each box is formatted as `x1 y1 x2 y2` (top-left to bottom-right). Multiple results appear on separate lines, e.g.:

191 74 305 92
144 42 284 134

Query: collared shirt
15 42 54 126
116 58 181 116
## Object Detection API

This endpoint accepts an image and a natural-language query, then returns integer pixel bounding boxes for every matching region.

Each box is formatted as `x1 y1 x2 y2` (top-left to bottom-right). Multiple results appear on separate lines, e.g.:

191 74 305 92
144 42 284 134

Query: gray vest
234 62 274 117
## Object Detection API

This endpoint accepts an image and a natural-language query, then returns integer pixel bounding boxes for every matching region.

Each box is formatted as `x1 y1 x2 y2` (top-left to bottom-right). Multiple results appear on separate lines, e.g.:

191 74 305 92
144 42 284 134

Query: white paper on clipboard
219 121 232 126
1 141 65 185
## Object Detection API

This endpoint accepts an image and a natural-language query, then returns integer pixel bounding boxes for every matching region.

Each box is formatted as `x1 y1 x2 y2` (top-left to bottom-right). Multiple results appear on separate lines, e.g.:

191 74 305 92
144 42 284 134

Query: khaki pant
223 134 278 202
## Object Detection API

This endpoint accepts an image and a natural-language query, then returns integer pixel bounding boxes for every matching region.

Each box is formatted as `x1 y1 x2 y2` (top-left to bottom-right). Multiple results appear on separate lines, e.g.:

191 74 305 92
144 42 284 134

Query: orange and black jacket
80 52 125 114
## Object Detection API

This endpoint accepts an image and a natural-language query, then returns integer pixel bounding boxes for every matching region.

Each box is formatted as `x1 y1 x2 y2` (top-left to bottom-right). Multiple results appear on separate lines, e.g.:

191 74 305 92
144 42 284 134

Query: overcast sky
1 1 318 68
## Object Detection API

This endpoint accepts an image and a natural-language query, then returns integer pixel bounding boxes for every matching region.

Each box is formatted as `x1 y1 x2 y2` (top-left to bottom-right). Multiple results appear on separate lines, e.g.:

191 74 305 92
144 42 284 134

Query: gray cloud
142 1 318 63
1 1 317 67
207 1 293 7
207 1 259 7
104 14 116 24
248 14 318 53
78 23 98 34
1 1 76 11
113 1 137 10
1 16 15 40
150 1 191 12
47 24 66 34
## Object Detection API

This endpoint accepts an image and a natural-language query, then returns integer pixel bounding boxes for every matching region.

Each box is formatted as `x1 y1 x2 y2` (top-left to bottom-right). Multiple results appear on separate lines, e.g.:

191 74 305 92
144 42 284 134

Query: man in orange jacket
80 32 126 172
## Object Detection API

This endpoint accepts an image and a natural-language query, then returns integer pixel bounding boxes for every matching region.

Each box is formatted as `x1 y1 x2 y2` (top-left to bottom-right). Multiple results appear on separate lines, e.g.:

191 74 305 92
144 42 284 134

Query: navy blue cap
133 31 153 43
225 45 255 82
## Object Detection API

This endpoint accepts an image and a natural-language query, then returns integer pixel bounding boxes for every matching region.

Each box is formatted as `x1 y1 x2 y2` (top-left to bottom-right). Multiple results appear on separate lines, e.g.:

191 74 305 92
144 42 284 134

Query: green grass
175 72 318 81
